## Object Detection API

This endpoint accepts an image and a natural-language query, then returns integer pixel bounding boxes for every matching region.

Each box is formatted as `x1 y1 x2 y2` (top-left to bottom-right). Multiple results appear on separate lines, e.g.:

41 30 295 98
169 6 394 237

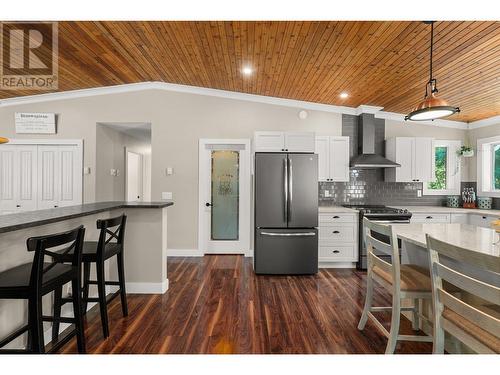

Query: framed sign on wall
15 112 56 134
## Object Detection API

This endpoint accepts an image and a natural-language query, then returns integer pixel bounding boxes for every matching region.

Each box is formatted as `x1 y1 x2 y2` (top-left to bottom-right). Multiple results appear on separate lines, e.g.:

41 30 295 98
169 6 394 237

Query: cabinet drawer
319 213 356 224
411 213 450 223
469 214 495 228
319 224 355 241
319 244 356 261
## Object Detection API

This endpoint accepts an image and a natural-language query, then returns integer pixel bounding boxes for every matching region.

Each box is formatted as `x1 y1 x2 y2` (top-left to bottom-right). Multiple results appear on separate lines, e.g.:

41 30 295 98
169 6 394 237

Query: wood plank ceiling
1 21 499 122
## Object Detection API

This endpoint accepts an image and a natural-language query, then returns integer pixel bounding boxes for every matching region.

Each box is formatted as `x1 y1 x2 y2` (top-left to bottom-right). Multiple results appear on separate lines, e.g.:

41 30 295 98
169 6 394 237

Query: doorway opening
95 122 151 202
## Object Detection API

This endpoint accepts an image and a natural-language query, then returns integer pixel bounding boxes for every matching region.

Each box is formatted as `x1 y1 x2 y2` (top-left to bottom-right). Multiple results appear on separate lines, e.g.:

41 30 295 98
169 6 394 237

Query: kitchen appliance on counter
342 204 412 270
254 153 318 274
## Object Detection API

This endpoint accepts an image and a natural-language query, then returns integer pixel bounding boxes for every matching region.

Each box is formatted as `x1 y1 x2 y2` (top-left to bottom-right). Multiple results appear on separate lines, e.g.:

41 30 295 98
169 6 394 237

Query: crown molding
467 115 500 130
1 81 495 130
375 111 469 130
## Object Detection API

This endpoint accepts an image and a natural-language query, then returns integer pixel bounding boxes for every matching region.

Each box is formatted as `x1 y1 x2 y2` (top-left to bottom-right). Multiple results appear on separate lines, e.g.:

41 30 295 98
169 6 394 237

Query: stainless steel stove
342 205 412 270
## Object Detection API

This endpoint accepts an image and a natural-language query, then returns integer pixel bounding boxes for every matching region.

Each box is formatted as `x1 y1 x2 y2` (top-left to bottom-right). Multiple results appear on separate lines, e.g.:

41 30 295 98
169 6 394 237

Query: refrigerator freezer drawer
254 228 318 275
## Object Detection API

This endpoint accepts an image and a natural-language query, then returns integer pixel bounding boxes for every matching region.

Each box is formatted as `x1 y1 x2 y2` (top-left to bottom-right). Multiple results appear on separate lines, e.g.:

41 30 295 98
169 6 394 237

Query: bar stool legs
96 261 110 339
71 277 86 353
117 252 128 317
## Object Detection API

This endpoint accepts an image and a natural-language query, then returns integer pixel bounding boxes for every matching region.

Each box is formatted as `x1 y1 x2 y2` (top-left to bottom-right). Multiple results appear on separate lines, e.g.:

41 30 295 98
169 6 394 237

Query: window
478 136 500 197
493 144 500 190
424 140 461 195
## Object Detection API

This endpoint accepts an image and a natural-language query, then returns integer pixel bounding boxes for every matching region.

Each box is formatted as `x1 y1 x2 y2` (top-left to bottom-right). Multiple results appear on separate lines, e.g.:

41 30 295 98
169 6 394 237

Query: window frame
423 140 461 196
478 135 500 198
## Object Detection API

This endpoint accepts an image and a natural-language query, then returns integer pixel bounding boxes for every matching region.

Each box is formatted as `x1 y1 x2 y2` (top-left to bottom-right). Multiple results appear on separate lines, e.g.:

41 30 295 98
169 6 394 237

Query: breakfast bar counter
0 201 173 348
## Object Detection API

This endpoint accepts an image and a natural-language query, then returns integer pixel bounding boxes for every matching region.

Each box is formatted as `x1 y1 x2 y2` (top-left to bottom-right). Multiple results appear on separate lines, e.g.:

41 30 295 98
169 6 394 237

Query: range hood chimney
350 113 400 169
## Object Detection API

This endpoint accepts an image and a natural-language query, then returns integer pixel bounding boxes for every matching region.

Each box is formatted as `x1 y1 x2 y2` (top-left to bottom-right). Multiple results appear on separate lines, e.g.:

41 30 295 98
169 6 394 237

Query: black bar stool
0 226 86 354
52 214 128 339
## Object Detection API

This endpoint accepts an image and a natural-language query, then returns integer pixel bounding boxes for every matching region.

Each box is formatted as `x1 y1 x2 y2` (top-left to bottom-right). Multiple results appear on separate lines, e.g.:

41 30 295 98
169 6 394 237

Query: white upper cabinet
385 137 434 183
315 136 350 182
254 131 315 153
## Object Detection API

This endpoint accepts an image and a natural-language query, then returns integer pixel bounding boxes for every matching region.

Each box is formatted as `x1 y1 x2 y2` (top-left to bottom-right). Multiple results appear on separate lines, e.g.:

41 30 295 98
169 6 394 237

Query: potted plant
458 145 474 157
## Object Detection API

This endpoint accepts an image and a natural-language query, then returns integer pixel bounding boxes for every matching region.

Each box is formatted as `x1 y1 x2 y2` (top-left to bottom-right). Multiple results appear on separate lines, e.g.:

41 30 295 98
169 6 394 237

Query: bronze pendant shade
405 22 460 121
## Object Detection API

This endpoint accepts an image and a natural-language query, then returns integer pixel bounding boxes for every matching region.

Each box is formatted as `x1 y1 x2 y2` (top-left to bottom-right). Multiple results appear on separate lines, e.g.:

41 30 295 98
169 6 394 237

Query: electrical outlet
324 191 331 198
417 189 422 198
166 167 173 175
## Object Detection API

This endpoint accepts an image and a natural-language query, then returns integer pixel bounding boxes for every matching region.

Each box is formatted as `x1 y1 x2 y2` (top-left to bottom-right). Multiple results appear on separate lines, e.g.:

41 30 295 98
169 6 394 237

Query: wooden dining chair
426 234 500 354
358 217 433 353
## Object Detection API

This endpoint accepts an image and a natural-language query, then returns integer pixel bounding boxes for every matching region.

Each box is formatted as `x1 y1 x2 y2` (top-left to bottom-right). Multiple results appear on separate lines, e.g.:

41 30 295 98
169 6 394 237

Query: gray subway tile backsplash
319 169 475 207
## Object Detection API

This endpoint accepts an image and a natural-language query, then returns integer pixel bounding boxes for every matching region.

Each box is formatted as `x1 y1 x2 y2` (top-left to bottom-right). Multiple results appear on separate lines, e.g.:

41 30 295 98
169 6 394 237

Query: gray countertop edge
0 201 174 234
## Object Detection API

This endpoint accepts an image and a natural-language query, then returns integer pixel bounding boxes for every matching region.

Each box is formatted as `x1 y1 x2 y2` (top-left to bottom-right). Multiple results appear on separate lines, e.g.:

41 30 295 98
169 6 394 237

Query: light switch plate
162 192 173 200
166 167 173 175
83 167 91 175
417 189 422 197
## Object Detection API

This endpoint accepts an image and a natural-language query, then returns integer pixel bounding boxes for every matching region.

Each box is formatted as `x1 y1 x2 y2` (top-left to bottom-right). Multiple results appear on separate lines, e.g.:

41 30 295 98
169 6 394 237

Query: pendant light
405 21 460 121
0 137 9 144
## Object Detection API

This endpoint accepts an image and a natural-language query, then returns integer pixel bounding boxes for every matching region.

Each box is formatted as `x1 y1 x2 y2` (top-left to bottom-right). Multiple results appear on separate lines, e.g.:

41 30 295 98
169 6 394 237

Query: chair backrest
96 214 127 257
27 225 86 290
362 216 401 291
426 234 500 353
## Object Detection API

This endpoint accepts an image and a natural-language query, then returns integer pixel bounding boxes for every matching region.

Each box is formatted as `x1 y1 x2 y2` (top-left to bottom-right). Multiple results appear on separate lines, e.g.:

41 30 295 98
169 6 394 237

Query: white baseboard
167 248 203 257
319 262 356 269
167 248 254 257
126 279 169 294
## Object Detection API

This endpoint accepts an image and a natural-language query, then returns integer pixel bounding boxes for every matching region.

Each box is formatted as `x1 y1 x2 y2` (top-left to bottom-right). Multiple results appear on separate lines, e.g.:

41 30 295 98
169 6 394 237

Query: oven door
358 218 410 270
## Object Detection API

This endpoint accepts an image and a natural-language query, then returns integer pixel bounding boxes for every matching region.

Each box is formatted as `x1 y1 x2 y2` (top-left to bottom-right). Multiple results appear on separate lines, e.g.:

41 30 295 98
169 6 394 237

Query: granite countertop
318 206 359 214
390 206 500 217
0 201 174 234
392 223 500 258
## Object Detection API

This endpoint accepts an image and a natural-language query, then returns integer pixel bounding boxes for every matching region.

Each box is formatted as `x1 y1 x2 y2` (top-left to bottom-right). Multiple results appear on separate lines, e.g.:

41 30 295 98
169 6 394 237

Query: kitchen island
392 223 499 352
0 201 173 348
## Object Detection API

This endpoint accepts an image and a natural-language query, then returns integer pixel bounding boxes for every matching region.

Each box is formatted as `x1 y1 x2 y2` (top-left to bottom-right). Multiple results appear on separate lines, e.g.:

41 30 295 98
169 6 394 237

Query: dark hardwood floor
61 256 432 354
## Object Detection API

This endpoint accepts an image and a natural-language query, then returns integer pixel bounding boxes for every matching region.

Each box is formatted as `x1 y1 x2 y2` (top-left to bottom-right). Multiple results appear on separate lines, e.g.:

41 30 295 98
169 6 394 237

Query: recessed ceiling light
242 66 253 76
339 92 349 99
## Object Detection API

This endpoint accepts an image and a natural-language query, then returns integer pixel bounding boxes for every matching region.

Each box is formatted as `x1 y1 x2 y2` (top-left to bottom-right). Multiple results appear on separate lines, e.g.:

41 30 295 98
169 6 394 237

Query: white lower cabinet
469 214 496 228
450 213 469 224
318 212 358 263
410 213 451 223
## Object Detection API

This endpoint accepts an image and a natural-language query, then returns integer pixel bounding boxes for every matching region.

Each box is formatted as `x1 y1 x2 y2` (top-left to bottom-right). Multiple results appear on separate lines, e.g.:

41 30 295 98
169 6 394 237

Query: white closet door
0 145 37 213
38 145 61 209
0 146 17 212
58 145 82 207
16 146 38 211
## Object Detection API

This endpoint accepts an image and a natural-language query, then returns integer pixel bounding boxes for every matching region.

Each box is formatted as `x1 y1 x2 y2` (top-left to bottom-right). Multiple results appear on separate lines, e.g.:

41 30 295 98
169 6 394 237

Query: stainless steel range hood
350 113 400 169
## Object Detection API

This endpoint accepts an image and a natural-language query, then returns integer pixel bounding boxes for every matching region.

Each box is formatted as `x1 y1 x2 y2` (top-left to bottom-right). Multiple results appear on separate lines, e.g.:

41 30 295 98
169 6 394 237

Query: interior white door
199 139 250 255
15 146 38 211
315 136 330 182
58 145 83 207
126 151 143 202
0 146 17 213
329 136 350 182
38 145 82 209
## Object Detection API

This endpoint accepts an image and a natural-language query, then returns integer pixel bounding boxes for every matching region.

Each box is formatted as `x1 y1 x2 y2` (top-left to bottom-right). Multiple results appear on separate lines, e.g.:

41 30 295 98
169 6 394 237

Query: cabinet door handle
332 250 340 254
332 230 340 234
333 215 340 219
426 216 433 219
16 204 21 208
482 216 487 219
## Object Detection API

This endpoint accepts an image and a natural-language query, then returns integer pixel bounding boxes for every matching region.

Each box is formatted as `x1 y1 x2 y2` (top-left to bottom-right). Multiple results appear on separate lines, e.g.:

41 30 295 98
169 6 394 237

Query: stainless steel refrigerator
254 153 318 274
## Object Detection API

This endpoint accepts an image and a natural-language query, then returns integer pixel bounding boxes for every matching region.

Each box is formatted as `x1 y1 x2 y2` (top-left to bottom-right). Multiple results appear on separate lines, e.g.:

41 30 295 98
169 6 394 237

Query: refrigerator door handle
260 231 316 237
283 157 288 223
288 157 293 221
